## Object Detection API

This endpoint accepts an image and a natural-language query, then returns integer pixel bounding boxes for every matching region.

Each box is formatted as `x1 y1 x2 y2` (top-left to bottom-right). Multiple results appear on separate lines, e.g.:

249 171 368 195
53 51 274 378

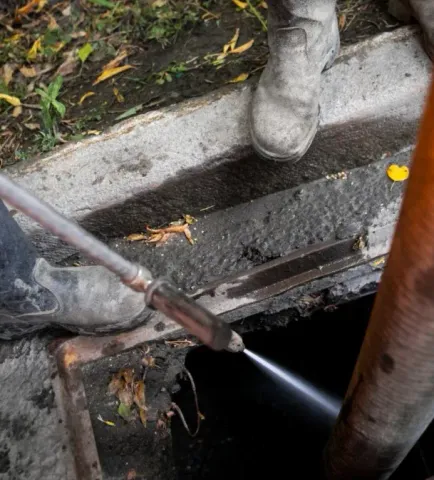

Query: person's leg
0 200 151 339
389 0 434 60
249 0 338 162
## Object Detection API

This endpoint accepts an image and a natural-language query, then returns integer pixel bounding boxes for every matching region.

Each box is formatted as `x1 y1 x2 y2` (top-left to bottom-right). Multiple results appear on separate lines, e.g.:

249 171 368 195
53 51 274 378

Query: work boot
249 0 339 162
0 201 151 339
389 0 434 60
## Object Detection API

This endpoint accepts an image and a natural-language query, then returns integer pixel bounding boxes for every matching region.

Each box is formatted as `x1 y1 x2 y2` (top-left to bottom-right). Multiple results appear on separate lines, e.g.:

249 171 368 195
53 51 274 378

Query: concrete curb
4 26 431 260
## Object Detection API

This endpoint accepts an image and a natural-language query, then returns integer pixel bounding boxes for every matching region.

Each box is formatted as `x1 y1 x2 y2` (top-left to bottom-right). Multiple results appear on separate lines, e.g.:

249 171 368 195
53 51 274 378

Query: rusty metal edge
53 235 389 480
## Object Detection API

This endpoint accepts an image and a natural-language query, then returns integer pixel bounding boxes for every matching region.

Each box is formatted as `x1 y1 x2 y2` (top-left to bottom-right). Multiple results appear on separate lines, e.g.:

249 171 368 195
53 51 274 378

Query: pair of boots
1 0 433 339
250 0 434 162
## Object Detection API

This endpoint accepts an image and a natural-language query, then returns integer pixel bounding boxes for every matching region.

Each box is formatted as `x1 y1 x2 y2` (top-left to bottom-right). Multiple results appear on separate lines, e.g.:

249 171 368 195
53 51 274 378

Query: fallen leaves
232 0 248 8
97 414 115 427
78 43 93 63
0 94 21 107
27 37 42 61
127 215 197 246
108 368 148 427
78 91 95 105
56 50 79 77
113 87 125 103
231 39 254 54
3 64 15 86
224 28 240 53
228 72 249 83
93 65 133 85
19 65 37 78
147 222 194 245
387 164 409 182
16 0 46 18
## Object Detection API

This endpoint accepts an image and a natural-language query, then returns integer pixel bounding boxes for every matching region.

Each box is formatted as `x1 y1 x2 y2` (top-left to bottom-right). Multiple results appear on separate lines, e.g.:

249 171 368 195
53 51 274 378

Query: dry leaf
259 1 268 7
93 65 133 85
338 13 346 30
228 72 249 83
371 257 386 267
108 375 124 395
183 214 197 225
139 408 147 427
12 105 22 117
71 31 88 39
133 381 147 411
20 65 37 78
126 469 137 480
224 28 240 53
16 0 41 17
231 39 254 54
3 64 15 86
86 130 101 135
28 38 42 61
120 368 134 384
165 339 197 348
126 233 147 242
232 0 248 8
97 414 115 427
24 122 40 130
387 164 409 182
103 50 129 70
78 91 95 105
62 4 72 16
113 87 125 103
141 355 156 368
184 226 194 245
118 386 134 407
146 223 195 245
0 94 21 107
56 50 78 76
47 13 59 30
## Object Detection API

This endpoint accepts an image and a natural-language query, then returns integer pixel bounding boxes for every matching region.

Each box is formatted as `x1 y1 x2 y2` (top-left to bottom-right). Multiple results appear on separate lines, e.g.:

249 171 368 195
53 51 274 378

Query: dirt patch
82 341 188 480
0 0 401 167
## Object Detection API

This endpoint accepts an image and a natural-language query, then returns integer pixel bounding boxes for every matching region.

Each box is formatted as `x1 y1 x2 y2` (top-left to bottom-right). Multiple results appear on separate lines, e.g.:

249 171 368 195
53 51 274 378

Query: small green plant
35 75 66 134
36 131 59 152
153 61 187 85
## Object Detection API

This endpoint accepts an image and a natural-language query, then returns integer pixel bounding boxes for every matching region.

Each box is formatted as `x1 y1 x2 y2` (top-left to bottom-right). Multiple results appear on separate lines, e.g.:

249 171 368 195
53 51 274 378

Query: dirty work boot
249 0 339 162
389 0 434 60
0 201 151 339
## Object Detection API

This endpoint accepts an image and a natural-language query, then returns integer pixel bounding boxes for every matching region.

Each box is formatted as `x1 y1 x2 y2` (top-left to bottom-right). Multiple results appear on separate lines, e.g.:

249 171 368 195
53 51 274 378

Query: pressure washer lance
0 174 244 353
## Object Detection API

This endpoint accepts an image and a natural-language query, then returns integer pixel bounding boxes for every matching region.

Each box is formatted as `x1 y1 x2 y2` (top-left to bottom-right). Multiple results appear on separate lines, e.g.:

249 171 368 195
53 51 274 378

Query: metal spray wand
0 174 244 353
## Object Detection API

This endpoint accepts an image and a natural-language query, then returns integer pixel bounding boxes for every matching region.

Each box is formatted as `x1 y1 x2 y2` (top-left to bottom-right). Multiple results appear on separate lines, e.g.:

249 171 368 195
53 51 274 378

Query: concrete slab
3 26 430 262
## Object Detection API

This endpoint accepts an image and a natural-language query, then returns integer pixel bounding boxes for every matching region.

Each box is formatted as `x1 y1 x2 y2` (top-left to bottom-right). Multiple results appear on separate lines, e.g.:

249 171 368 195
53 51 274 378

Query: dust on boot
249 0 339 162
389 0 434 60
0 201 151 339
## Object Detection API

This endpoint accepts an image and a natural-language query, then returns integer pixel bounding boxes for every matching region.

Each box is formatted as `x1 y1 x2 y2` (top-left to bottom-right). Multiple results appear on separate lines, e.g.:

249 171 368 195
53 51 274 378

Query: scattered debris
164 339 197 348
97 414 116 426
228 72 249 83
326 171 347 180
371 256 386 267
108 366 148 427
126 233 147 242
387 164 409 182
353 235 366 251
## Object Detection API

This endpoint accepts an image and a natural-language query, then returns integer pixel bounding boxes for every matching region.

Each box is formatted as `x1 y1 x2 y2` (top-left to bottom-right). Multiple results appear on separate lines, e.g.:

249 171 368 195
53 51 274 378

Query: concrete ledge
4 26 431 260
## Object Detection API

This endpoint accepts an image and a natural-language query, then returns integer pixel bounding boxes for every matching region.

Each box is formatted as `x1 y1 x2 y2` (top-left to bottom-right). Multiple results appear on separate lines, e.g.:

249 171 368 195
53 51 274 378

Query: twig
171 366 202 437
246 0 268 32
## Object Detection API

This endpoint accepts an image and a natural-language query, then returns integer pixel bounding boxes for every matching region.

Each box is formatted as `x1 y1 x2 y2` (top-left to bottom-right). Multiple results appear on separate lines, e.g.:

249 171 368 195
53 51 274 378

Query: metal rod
0 174 152 291
0 174 244 352
325 75 434 479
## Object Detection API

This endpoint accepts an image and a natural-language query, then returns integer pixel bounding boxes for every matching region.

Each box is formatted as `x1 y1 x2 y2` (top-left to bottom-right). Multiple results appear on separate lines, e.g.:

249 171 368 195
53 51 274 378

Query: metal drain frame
52 235 388 480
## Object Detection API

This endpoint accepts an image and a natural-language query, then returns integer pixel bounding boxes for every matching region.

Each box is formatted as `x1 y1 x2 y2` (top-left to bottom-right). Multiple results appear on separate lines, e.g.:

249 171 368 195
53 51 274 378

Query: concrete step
4 26 430 263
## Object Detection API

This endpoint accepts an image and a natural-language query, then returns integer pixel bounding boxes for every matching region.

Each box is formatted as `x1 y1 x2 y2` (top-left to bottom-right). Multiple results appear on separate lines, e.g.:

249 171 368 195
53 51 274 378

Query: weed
153 61 187 84
35 130 59 152
35 75 66 133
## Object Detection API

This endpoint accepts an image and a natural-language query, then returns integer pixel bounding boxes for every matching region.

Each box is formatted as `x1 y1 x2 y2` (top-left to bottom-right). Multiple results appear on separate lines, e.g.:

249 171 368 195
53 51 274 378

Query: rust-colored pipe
324 74 434 479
